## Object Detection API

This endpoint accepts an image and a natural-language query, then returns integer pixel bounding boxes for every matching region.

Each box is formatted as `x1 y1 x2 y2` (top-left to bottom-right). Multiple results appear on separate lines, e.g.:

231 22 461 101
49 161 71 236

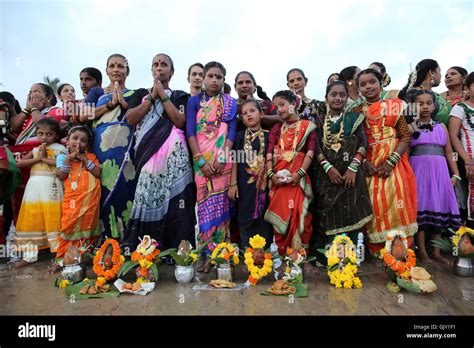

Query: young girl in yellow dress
13 118 66 267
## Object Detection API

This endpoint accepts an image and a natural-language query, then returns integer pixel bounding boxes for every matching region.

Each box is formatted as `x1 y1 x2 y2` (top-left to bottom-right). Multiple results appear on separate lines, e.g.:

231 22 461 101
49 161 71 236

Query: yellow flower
252 273 261 280
244 258 253 266
82 278 89 282
328 257 339 267
140 247 147 255
59 279 70 289
263 259 273 267
136 277 144 284
353 277 363 288
244 252 253 259
285 267 291 273
233 255 240 265
190 253 198 263
249 235 266 249
343 280 352 289
120 255 125 263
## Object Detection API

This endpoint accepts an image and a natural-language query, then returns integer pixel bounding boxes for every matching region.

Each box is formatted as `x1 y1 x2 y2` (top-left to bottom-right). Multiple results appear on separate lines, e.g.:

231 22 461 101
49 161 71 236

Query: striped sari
359 99 418 251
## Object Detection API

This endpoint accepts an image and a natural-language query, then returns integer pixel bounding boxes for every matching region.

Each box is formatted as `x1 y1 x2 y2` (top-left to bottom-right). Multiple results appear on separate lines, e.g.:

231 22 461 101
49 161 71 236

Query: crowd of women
0 53 472 274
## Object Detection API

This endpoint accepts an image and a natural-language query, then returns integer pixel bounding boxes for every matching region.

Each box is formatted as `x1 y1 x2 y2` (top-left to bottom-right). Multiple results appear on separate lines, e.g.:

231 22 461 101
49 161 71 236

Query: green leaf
118 261 137 277
170 250 186 266
397 277 421 293
150 263 159 280
430 238 452 252
159 248 175 259
316 248 327 256
305 256 317 263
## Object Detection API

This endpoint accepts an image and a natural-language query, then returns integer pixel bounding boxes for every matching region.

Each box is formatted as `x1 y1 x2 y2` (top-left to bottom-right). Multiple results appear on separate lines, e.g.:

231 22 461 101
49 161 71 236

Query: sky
1 0 473 106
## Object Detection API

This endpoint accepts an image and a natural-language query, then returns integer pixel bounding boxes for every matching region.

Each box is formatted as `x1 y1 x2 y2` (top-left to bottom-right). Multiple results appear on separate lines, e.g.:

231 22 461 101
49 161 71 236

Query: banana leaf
118 260 137 277
158 248 174 259
396 277 421 293
64 280 120 300
430 238 453 253
150 263 159 281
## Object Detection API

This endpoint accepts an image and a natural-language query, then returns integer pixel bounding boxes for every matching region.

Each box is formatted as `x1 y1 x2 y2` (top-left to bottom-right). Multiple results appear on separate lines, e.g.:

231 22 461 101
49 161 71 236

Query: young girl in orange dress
351 69 418 256
55 125 101 266
264 90 317 255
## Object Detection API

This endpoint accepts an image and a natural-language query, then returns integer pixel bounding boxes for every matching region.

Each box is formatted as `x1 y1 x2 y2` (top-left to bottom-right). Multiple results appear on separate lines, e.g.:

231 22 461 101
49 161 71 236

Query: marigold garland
380 248 416 277
93 239 124 283
326 235 362 289
244 235 273 285
452 226 474 250
210 242 239 265
131 247 161 282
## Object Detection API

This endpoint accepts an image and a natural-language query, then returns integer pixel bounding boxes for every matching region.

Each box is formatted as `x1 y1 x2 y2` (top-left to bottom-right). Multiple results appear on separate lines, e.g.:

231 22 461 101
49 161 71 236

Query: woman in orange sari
55 125 101 265
264 90 316 255
352 69 418 256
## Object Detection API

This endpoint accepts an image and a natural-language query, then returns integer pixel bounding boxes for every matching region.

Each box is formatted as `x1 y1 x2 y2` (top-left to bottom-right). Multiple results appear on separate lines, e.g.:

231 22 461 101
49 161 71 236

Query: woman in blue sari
80 54 137 240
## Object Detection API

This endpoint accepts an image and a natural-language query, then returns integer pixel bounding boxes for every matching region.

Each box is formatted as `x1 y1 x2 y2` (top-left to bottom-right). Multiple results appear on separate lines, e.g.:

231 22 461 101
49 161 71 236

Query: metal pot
61 263 85 283
453 256 474 277
216 263 233 282
175 265 194 283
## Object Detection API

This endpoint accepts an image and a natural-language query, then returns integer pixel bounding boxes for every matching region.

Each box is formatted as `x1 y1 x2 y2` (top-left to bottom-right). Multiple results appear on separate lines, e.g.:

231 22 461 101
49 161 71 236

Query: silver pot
175 265 194 283
453 257 474 277
61 263 85 283
216 263 233 282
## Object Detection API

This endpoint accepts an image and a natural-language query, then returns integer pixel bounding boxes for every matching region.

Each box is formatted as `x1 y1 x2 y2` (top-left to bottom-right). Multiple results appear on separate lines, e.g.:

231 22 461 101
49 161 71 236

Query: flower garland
210 242 240 265
93 239 124 284
380 230 416 279
380 248 416 279
452 226 474 250
326 235 362 289
130 236 160 282
244 235 273 285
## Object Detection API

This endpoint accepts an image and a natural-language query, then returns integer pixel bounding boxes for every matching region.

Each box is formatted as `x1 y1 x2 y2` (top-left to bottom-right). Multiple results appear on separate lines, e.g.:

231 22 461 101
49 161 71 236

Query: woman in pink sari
186 61 237 272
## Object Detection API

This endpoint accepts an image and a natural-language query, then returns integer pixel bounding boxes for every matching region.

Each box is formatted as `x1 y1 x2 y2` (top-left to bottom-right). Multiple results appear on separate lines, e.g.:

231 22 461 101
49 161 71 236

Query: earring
348 81 353 86
430 74 435 86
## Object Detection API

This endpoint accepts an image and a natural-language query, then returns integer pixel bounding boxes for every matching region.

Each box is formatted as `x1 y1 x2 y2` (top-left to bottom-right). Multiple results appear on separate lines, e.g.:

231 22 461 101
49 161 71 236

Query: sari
87 87 137 240
434 93 451 125
352 98 418 252
186 93 237 253
55 153 101 261
264 120 316 255
124 89 196 250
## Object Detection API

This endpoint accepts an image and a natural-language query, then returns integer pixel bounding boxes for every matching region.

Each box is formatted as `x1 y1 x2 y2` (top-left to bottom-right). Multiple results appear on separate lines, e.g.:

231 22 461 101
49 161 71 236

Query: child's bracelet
60 164 70 173
86 160 95 171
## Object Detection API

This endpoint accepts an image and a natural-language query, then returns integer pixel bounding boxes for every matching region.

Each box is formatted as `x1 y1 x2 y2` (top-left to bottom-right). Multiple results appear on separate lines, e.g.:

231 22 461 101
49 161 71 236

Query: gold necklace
244 128 265 169
323 112 344 152
280 120 301 162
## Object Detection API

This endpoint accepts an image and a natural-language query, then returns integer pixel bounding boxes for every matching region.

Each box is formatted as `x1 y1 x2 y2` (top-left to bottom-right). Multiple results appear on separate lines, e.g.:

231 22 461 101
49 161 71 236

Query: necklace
459 102 474 130
200 92 224 139
280 120 301 162
70 162 83 191
244 128 265 169
446 90 465 106
323 112 344 152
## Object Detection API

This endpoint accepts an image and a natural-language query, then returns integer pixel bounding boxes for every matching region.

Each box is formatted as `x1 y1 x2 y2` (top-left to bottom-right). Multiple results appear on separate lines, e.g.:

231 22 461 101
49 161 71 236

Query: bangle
323 163 333 174
197 158 206 168
266 169 275 179
348 163 358 173
147 94 156 104
22 108 31 115
86 160 95 171
193 153 203 161
230 182 238 187
453 175 462 181
352 157 361 164
161 95 170 103
60 164 70 173
297 168 307 177
30 107 39 113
